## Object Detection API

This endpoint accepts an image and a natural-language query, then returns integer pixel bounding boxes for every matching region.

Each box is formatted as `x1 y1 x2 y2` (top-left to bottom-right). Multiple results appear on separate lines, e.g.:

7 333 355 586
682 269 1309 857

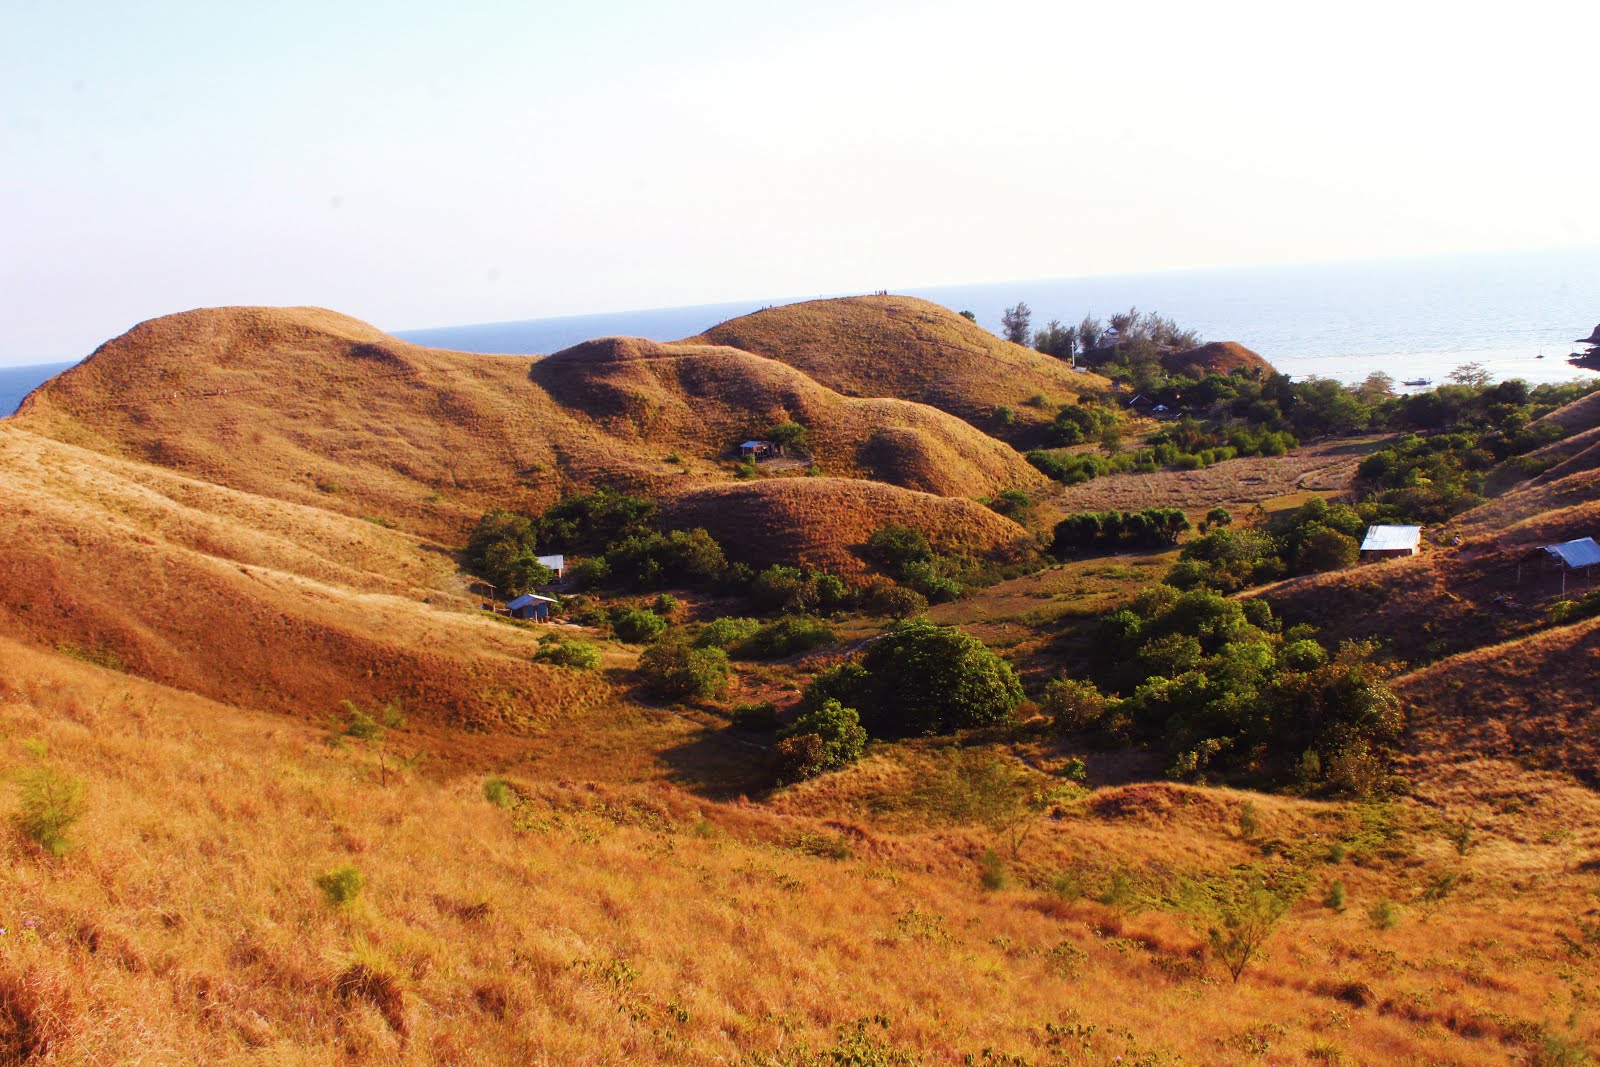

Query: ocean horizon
5 247 1596 416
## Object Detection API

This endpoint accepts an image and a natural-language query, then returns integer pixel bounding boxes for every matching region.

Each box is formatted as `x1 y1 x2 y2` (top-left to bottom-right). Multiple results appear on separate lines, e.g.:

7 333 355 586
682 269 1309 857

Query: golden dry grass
690 295 1111 446
1160 341 1275 378
659 477 1033 575
17 305 1039 548
5 637 1599 1065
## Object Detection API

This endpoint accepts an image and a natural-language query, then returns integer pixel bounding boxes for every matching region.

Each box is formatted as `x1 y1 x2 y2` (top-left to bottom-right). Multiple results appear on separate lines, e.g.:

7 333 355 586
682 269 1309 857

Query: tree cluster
1061 588 1403 793
1051 508 1191 555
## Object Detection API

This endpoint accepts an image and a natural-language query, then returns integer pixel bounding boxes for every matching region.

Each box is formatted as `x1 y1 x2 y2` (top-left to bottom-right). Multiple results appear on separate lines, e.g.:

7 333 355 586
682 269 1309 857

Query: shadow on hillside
654 725 778 800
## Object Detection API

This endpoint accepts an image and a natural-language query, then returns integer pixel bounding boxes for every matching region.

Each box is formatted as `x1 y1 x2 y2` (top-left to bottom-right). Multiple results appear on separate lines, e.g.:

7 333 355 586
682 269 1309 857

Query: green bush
638 638 729 700
696 616 762 649
533 637 602 669
612 607 668 644
870 584 928 620
775 698 866 781
316 864 365 907
1042 677 1108 733
465 509 556 597
605 527 728 589
567 556 611 589
483 776 517 809
12 762 86 857
737 616 836 659
808 620 1022 737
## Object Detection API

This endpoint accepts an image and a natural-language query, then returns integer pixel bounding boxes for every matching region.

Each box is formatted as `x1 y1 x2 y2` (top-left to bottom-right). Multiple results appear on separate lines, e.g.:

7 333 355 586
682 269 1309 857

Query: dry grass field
7 636 1600 1066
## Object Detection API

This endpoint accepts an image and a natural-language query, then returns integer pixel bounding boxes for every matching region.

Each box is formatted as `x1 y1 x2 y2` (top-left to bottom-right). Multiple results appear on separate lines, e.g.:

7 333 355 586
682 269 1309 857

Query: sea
3 247 1596 417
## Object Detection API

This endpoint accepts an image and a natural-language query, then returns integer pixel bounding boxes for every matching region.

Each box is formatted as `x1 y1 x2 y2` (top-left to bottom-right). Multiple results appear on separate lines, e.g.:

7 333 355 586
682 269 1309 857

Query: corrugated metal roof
506 593 558 609
741 440 770 449
1360 525 1422 552
1544 537 1600 569
537 554 564 570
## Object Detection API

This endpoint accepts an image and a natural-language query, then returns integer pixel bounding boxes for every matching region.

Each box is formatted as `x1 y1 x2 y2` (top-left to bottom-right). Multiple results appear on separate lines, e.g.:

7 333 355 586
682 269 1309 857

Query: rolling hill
15 306 1042 548
689 295 1112 444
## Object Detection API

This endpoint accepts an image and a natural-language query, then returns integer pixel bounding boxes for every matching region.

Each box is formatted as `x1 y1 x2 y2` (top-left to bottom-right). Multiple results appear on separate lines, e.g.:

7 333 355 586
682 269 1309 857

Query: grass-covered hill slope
0 423 611 732
1396 614 1600 786
533 335 1044 498
659 477 1032 574
689 295 1111 443
15 305 1040 546
7 634 1599 1065
1162 340 1275 378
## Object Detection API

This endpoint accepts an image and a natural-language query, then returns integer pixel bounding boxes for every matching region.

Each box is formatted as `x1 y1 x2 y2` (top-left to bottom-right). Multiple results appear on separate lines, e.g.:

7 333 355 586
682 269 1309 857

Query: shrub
316 864 365 907
465 508 556 597
812 620 1023 737
533 637 602 670
606 528 728 589
12 763 86 857
775 698 866 781
768 420 809 453
749 565 849 615
871 584 928 620
1208 888 1289 982
1369 898 1400 930
1042 677 1107 733
567 556 611 589
979 847 1008 890
696 616 762 649
638 639 729 700
612 607 667 644
483 776 516 809
1324 880 1347 911
737 616 836 659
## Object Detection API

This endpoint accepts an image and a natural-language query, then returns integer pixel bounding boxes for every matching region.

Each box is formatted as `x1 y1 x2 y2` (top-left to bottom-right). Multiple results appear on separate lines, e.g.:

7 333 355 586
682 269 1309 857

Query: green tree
1000 302 1032 345
775 699 867 781
1208 888 1289 982
12 756 86 857
819 620 1024 737
638 638 729 700
767 420 809 455
465 508 555 597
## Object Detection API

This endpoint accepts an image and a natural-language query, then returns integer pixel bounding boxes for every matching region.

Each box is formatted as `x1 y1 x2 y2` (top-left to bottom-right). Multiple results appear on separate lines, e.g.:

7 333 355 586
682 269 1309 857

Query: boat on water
1402 377 1432 387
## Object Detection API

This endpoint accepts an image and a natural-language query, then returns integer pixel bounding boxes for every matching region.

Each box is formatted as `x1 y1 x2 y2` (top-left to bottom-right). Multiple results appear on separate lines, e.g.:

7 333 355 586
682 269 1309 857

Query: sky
3 0 1597 366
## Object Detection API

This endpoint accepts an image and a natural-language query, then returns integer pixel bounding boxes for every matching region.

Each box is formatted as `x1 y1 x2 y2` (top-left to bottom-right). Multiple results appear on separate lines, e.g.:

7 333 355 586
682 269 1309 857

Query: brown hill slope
0 423 610 731
688 295 1111 443
17 307 1041 546
659 477 1032 574
1397 615 1600 786
1161 340 1274 378
533 336 1045 498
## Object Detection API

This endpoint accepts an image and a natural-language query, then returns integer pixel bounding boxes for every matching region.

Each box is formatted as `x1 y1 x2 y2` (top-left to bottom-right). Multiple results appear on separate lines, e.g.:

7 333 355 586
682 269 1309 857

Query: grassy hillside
659 477 1032 575
17 306 1040 547
0 424 611 732
6 635 1599 1065
690 295 1111 445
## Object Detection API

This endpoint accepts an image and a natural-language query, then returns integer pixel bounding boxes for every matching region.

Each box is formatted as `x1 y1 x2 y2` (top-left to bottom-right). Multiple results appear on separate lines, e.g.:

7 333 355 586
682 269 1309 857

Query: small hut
740 440 775 459
1526 537 1600 595
506 593 558 621
536 554 565 578
1360 525 1422 559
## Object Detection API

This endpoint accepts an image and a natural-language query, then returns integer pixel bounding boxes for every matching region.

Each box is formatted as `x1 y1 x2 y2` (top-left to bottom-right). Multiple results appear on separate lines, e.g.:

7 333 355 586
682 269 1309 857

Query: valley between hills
4 294 1600 1065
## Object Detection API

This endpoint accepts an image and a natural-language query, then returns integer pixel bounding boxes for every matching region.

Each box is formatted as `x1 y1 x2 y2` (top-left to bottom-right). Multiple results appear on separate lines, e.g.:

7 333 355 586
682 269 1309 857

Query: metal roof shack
505 593 558 620
1543 537 1600 570
1360 525 1422 557
536 554 565 577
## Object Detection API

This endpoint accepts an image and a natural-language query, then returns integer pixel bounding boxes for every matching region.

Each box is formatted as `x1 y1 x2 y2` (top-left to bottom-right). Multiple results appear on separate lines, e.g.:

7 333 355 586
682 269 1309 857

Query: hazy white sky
3 0 1596 364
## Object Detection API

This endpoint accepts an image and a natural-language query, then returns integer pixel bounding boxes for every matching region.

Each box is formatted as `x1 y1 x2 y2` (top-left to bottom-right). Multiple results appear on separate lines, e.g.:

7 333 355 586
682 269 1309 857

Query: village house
1360 525 1422 559
505 593 558 621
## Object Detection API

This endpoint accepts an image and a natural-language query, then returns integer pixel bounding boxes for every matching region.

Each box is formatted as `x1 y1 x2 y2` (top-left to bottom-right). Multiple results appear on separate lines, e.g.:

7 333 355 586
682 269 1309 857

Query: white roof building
1360 525 1422 554
1542 537 1600 570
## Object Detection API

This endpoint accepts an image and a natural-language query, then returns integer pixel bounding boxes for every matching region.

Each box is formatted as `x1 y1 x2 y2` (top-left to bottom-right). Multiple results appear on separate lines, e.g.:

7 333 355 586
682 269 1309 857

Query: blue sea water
4 248 1596 417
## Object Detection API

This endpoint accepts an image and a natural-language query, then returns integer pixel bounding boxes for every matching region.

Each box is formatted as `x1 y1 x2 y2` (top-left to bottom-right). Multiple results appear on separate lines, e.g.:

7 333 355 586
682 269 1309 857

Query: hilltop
690 295 1111 444
17 306 1041 544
